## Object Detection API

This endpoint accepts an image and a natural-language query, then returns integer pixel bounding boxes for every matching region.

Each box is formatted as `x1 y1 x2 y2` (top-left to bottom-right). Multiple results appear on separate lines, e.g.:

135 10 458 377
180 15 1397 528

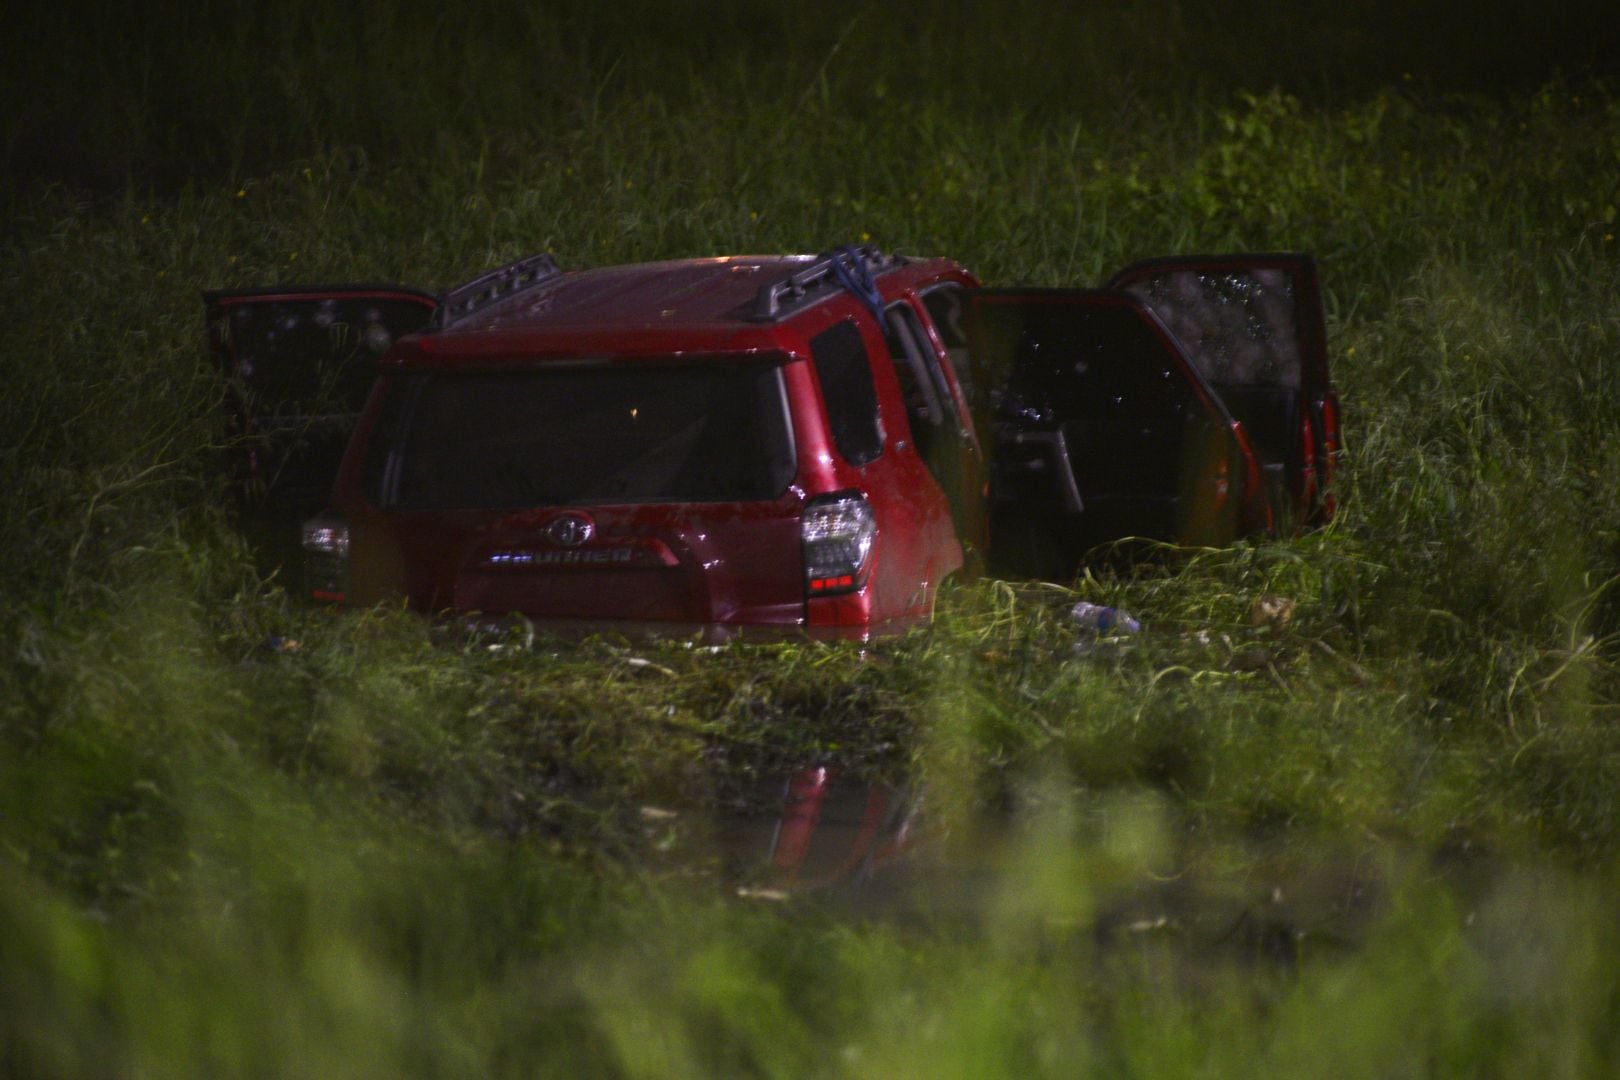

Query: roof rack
433 252 562 328
749 245 906 322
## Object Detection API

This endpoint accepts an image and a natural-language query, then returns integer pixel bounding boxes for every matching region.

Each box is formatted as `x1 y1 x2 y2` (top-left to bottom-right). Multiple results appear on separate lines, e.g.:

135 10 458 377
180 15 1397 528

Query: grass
5 2 1620 1074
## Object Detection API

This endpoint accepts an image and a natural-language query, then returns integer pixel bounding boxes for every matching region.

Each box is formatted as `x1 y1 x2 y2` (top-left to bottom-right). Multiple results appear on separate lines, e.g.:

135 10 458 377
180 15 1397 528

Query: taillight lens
1299 411 1318 509
301 515 350 603
1318 395 1341 519
802 493 876 595
1229 421 1273 534
301 518 349 557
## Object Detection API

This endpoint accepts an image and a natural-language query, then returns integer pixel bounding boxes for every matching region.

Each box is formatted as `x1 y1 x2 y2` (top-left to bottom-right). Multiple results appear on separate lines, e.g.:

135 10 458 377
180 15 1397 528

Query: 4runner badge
543 513 595 548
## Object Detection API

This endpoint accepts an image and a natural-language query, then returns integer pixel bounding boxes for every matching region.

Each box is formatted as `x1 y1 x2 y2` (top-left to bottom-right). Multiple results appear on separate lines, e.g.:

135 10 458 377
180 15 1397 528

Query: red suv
206 247 1336 638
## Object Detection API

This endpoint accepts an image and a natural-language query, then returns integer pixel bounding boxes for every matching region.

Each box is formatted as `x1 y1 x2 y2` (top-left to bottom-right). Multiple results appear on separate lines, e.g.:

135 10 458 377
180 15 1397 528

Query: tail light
1229 422 1273 534
1318 395 1341 519
801 493 876 595
301 515 350 603
1299 411 1318 510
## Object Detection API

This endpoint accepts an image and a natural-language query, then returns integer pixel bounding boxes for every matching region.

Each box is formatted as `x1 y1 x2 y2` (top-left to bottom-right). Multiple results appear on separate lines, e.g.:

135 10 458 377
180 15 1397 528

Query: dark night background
7 0 1620 200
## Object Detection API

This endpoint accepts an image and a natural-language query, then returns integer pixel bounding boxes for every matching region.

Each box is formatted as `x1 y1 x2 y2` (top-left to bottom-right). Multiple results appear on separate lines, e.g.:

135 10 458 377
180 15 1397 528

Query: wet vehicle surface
207 247 1338 633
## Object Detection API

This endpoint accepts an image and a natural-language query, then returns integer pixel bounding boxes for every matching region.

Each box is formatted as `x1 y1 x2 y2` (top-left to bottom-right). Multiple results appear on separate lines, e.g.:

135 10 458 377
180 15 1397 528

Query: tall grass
5 3 1620 1073
8 0 1618 198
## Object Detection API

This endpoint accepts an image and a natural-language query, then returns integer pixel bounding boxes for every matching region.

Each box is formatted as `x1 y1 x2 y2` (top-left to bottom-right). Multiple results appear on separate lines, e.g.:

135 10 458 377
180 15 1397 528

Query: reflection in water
700 764 1493 975
715 767 927 900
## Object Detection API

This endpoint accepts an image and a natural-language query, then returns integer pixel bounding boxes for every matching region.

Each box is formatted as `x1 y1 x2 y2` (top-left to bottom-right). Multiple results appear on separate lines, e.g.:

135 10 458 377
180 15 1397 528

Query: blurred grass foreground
5 1 1620 1074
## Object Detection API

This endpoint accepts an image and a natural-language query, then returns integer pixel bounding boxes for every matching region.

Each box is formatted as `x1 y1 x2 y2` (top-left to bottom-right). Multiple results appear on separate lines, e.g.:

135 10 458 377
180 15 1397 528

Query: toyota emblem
543 512 595 548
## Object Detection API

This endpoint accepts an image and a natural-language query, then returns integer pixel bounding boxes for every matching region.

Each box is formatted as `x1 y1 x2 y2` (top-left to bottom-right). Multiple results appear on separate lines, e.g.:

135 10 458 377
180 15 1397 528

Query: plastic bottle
1069 601 1141 635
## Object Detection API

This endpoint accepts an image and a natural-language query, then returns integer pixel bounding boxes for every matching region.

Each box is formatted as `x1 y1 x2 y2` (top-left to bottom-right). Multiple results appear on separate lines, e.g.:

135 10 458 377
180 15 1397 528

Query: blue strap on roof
821 245 888 335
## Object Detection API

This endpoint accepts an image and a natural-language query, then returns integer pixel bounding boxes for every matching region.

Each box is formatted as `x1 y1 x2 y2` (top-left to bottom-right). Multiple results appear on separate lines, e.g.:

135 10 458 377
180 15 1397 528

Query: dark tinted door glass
886 303 971 493
889 300 979 534
884 304 946 433
921 285 973 405
809 320 884 466
977 297 1204 498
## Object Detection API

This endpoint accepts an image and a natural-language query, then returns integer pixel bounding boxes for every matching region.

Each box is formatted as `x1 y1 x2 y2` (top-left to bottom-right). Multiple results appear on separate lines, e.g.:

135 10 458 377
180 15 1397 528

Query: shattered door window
1121 269 1301 389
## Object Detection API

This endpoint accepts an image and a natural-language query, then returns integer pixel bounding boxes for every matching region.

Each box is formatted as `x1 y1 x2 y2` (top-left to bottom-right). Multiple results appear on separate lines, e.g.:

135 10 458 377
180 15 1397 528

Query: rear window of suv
364 360 796 508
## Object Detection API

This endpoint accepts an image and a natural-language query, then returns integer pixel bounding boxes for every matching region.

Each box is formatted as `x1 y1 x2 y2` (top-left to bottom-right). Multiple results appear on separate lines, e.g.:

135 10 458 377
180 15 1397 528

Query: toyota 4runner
206 246 1337 639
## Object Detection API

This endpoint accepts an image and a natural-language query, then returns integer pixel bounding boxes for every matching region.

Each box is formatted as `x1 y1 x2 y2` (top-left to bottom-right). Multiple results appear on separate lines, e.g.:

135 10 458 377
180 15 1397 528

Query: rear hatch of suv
343 356 808 629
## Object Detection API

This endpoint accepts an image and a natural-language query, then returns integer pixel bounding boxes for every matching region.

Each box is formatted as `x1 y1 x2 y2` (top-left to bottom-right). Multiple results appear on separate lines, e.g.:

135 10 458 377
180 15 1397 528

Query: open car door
1107 253 1339 526
968 289 1270 577
204 285 439 572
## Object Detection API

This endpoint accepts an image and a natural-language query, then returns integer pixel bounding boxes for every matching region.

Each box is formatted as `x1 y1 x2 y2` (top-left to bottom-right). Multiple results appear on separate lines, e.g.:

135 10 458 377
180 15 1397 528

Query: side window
884 304 946 434
921 285 974 406
1119 268 1302 389
888 301 976 521
809 320 884 466
1026 307 1198 423
1003 303 1201 496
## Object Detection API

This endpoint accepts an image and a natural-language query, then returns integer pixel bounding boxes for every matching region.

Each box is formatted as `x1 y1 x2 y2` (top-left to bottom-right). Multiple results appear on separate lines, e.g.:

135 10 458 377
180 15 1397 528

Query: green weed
6 3 1620 1074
